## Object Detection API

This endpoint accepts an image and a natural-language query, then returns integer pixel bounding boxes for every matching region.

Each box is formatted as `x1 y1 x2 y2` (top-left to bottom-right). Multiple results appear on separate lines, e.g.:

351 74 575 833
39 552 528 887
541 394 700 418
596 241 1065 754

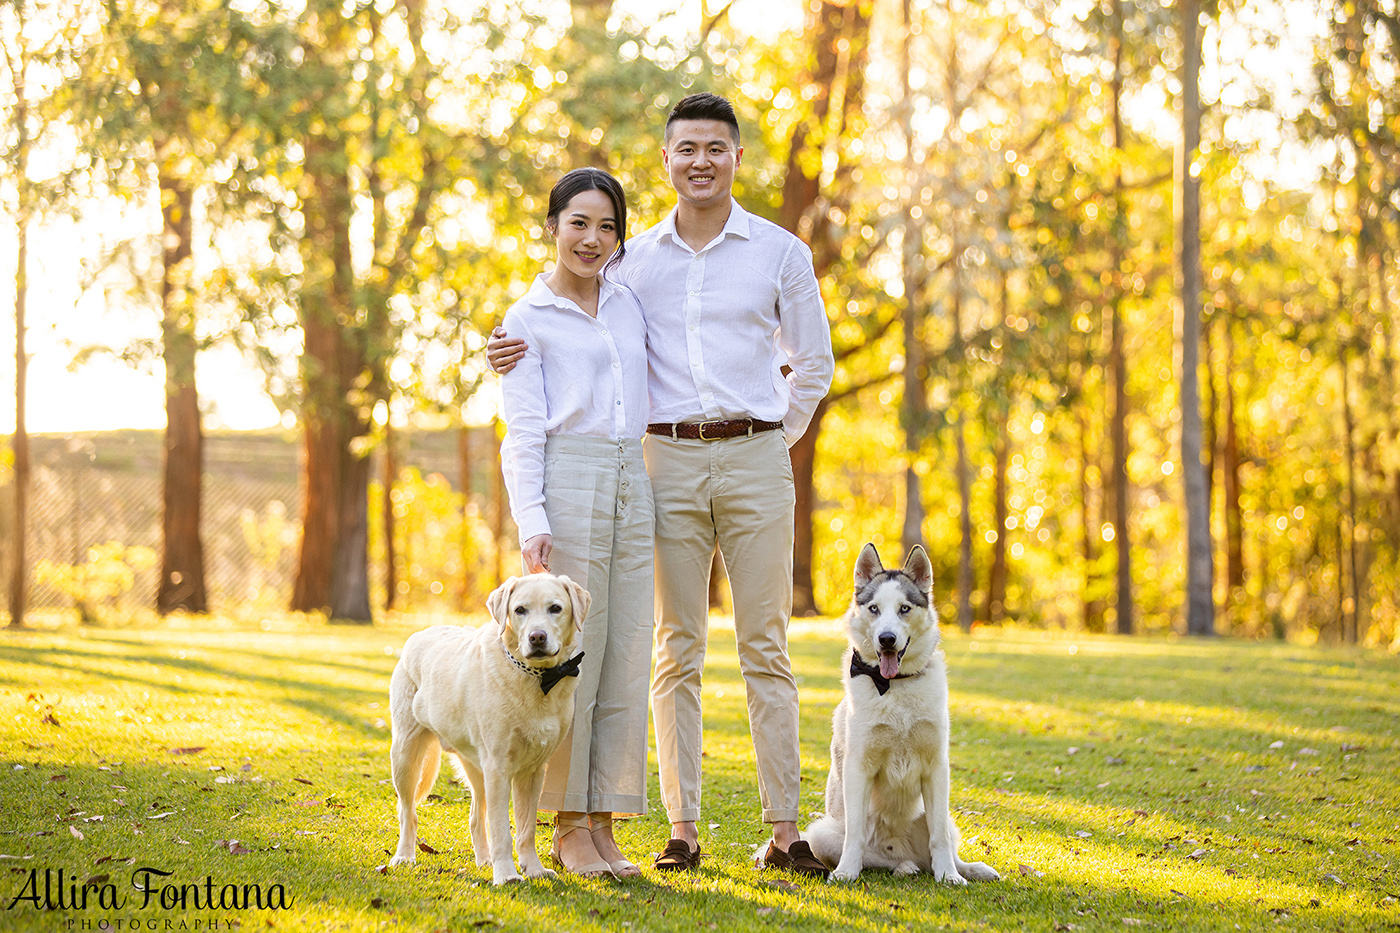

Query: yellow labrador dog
388 574 589 885
807 544 999 884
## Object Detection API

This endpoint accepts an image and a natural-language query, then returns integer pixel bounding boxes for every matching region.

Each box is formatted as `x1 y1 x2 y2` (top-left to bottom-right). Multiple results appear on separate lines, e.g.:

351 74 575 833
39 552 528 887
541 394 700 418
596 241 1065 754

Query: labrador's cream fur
388 574 589 885
807 544 1000 884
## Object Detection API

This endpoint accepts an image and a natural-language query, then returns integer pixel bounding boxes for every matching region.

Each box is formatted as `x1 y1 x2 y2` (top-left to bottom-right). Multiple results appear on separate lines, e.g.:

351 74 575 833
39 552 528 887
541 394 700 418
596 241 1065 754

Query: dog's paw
932 866 968 885
958 860 1001 882
387 854 415 867
491 868 524 886
522 864 556 880
893 860 920 877
829 864 862 883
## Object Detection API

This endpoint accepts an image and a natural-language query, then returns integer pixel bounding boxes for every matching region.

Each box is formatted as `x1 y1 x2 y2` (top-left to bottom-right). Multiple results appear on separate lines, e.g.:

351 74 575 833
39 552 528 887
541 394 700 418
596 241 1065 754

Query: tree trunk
492 417 508 589
156 173 207 615
1108 0 1132 634
775 0 870 612
458 425 478 609
291 109 371 621
7 38 30 629
899 0 927 558
1341 343 1359 644
1222 316 1244 620
7 188 27 630
1079 408 1105 632
1179 0 1215 636
984 411 1009 623
790 399 826 615
383 421 398 611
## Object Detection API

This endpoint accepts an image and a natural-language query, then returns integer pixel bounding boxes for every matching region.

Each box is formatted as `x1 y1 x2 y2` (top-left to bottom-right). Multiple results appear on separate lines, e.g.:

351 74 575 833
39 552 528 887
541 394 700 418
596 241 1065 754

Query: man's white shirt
618 199 834 445
499 273 650 543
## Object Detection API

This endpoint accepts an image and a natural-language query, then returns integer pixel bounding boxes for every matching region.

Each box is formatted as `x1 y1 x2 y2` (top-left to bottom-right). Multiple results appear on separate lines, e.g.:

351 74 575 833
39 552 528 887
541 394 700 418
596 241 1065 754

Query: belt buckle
696 420 726 441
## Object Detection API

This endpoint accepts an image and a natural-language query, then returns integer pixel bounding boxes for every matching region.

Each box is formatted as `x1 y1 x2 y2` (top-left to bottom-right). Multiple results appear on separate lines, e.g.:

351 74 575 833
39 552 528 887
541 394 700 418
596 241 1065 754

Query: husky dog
807 544 1000 884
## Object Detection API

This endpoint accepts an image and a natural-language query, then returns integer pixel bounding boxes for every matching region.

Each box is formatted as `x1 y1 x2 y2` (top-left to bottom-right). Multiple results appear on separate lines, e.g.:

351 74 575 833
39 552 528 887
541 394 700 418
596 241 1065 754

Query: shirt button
613 361 620 368
689 325 697 332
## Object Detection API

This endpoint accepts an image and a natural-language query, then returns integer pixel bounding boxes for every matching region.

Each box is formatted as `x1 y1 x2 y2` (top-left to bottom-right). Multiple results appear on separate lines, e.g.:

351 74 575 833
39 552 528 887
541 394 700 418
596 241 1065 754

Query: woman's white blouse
499 273 649 543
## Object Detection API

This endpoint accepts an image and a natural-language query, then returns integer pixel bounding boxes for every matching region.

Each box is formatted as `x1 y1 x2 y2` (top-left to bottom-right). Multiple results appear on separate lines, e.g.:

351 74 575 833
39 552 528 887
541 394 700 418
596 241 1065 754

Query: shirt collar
524 272 618 314
658 199 751 249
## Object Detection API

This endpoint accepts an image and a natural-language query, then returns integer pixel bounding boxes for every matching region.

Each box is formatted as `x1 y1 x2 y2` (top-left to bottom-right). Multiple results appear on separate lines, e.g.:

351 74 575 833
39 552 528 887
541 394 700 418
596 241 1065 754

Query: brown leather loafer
653 838 702 872
760 840 830 879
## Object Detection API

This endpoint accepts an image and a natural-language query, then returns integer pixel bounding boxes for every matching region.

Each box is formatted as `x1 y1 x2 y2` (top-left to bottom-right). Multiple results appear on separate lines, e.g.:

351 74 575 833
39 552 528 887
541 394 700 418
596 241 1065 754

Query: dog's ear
557 575 592 633
903 546 933 595
854 543 884 588
486 576 520 629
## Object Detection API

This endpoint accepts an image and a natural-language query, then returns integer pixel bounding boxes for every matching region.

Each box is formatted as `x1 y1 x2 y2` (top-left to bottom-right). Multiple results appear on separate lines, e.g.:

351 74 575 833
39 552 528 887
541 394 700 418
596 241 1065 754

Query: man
488 92 834 876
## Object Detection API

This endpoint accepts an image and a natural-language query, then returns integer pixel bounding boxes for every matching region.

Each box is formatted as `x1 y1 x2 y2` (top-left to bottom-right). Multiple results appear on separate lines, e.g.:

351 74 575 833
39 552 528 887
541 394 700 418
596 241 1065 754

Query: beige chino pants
644 429 801 824
536 435 654 816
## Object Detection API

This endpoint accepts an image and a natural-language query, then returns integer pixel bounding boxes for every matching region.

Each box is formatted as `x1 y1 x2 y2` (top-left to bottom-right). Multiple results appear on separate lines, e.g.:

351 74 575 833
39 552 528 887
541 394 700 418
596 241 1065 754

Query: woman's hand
487 326 529 374
521 534 553 573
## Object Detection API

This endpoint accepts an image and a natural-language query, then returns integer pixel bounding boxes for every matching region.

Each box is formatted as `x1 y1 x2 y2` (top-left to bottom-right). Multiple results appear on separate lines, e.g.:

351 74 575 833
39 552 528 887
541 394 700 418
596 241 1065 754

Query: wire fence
1 428 516 619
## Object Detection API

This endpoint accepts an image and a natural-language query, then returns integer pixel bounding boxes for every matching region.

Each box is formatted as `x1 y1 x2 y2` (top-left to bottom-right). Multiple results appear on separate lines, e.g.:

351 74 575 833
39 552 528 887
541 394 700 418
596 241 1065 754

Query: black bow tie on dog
849 650 918 696
502 641 586 695
539 652 585 695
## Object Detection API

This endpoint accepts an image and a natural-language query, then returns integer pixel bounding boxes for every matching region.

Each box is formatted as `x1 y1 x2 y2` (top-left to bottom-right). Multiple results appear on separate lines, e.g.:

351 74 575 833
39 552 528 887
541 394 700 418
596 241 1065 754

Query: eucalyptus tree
62 0 293 615
1304 0 1400 643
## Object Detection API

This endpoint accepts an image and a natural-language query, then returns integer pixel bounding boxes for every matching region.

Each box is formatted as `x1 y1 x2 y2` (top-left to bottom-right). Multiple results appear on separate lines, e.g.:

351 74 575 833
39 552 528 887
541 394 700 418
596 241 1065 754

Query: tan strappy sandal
551 814 615 879
588 813 640 879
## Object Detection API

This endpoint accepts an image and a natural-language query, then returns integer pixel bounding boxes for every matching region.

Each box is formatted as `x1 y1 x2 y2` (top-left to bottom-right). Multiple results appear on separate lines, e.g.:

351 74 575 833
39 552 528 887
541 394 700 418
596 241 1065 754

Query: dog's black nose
528 630 548 650
878 632 897 650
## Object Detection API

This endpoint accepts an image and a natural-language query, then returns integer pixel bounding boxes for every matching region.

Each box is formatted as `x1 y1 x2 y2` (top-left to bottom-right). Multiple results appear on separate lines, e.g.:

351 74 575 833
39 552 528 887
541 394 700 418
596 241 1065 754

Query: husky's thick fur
807 544 1000 883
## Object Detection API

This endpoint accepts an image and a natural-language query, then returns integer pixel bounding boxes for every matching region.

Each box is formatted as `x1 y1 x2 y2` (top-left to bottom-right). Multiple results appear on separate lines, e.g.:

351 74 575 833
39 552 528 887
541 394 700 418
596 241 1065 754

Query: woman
498 167 652 879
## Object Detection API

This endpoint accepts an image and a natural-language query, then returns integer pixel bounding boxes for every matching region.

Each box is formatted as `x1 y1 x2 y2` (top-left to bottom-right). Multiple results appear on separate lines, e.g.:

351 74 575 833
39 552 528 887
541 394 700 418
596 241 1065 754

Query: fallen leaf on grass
216 840 250 855
69 826 83 840
42 712 61 727
49 775 67 782
1188 849 1208 860
84 874 109 887
83 815 104 823
1074 831 1093 839
370 897 385 908
1321 873 1346 887
765 879 798 891
1054 924 1077 931
756 907 774 916
1122 920 1146 926
170 747 206 756
1019 864 1044 877
294 777 314 785
150 812 175 820
0 855 34 860
417 842 439 855
469 919 500 928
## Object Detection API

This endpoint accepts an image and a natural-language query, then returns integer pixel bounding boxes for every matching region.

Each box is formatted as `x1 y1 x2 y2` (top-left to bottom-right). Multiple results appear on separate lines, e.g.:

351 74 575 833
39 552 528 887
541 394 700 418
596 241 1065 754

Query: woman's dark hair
545 167 628 274
665 92 740 146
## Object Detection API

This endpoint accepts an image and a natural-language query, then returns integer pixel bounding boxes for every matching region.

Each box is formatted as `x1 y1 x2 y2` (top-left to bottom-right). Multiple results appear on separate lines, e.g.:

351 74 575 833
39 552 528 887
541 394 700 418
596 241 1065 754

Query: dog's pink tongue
879 651 900 679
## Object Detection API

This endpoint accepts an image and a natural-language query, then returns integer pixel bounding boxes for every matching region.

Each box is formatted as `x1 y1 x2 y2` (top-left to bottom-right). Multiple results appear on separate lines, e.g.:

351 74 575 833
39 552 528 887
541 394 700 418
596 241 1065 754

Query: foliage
11 0 1400 639
1 618 1397 931
33 542 157 624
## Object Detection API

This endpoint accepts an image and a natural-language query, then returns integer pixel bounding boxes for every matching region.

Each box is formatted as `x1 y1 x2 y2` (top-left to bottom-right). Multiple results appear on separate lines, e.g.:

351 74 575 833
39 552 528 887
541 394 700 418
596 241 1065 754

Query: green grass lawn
2 614 1397 932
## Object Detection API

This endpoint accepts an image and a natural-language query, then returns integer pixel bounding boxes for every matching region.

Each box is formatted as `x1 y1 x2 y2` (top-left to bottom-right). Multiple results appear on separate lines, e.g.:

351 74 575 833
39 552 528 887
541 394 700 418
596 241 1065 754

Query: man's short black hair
665 92 741 146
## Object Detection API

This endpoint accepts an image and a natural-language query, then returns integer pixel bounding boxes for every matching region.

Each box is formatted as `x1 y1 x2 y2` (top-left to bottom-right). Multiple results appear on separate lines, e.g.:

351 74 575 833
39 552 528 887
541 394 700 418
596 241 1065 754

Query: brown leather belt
646 419 783 441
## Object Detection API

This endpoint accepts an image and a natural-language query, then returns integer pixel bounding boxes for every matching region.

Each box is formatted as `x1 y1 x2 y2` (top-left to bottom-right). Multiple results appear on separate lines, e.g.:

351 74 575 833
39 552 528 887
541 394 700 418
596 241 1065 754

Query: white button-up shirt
499 273 649 543
618 200 834 445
